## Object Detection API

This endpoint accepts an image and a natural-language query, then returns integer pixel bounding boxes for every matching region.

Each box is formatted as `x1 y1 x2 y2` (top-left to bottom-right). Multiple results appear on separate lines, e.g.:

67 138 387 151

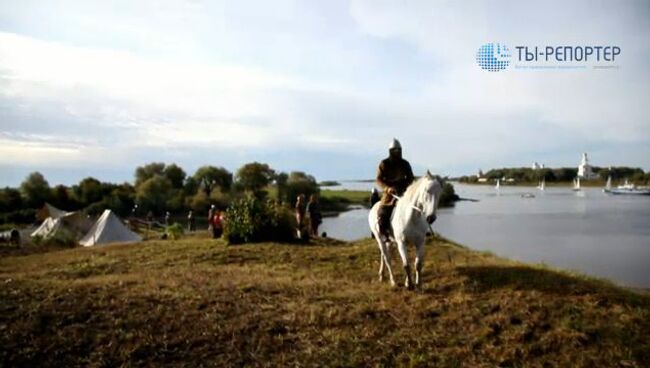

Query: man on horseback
376 138 414 239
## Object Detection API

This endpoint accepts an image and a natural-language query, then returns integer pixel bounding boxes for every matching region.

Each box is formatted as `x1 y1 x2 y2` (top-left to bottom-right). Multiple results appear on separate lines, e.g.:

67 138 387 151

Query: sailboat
572 177 581 191
603 176 612 193
537 178 546 191
495 179 501 190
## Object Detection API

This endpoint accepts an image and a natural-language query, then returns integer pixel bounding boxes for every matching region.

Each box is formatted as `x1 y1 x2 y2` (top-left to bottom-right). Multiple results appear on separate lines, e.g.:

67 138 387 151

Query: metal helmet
389 138 402 150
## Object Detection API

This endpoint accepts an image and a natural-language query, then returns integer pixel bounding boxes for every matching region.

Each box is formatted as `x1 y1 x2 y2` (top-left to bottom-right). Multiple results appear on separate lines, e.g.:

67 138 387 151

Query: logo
476 43 511 72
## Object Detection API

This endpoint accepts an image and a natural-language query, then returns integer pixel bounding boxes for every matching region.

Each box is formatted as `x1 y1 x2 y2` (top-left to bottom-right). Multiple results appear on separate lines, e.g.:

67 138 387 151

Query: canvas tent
36 203 68 221
79 210 141 247
31 205 93 240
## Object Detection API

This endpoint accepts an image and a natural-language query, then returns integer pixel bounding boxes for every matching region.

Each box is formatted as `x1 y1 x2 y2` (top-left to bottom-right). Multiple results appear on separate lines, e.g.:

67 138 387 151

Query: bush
223 196 295 244
439 182 459 207
0 209 37 225
166 223 184 240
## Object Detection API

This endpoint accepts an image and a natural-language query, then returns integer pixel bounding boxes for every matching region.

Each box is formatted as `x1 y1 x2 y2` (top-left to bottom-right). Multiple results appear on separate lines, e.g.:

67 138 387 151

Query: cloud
0 1 649 186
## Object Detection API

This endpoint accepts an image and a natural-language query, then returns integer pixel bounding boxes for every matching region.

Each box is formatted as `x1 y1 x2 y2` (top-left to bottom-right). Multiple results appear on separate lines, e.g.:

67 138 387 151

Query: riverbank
457 180 613 188
1 234 648 366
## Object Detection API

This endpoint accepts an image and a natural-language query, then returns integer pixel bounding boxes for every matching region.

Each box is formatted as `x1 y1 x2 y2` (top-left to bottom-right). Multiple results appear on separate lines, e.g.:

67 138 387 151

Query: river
321 182 650 288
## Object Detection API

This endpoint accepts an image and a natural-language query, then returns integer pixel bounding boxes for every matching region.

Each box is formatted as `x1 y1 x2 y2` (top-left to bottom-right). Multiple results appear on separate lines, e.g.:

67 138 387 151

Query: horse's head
419 170 443 224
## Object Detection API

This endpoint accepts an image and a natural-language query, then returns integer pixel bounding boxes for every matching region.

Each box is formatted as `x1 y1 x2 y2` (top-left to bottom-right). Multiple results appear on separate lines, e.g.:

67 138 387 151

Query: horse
368 171 443 289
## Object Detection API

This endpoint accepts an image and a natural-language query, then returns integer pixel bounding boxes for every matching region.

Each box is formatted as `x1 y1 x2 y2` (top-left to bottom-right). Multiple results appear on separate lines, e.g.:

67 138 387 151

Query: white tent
79 210 141 247
31 209 93 240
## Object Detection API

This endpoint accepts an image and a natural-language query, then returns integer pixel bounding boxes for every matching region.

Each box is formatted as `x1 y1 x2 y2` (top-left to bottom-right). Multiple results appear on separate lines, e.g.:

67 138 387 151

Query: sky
0 0 649 186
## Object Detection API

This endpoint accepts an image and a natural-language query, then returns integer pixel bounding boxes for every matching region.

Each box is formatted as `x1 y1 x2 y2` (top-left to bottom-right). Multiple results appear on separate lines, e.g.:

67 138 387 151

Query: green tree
275 172 289 202
235 162 275 195
20 172 51 208
73 177 104 206
193 166 233 195
284 171 319 204
135 162 166 187
0 187 24 212
163 163 186 189
50 185 77 210
135 175 173 214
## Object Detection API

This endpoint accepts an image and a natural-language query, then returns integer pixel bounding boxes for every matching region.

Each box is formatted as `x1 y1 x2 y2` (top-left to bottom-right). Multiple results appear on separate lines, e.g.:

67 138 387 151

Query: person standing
207 204 215 232
306 194 322 237
295 194 307 239
187 210 196 232
370 187 380 208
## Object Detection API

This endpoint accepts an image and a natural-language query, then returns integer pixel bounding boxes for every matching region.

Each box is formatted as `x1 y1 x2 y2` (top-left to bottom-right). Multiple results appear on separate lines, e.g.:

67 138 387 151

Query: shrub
223 196 295 244
439 182 459 207
166 223 184 240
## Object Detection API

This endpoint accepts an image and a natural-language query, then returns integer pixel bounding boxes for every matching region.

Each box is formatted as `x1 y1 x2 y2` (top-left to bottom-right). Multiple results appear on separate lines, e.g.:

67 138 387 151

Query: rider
376 138 415 239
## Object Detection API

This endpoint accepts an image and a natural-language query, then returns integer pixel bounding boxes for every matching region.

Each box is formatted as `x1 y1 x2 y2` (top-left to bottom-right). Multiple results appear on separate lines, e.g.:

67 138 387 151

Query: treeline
0 162 322 225
458 166 649 184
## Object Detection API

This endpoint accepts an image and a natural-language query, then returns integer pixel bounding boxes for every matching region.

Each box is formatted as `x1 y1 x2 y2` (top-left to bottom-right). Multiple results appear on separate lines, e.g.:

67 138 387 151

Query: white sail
605 176 612 191
573 177 581 191
539 178 545 191
495 179 500 189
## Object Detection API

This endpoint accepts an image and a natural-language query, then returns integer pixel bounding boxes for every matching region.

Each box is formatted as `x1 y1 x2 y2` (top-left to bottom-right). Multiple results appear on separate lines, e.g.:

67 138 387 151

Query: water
321 182 650 288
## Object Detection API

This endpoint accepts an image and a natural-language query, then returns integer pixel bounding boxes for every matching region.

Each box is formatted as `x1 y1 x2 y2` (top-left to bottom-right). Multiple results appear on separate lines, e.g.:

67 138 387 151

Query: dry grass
1 233 648 367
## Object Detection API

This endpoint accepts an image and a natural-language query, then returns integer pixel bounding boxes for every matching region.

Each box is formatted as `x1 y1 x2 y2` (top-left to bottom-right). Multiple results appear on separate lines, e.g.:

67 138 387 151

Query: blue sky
1 0 649 186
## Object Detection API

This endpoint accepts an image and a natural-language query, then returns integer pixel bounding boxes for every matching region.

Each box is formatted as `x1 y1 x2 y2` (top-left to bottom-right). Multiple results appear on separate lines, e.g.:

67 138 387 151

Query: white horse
368 171 443 289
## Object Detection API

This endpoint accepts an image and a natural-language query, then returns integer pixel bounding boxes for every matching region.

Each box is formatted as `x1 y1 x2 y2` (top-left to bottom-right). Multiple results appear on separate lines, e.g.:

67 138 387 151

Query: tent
79 210 141 247
36 203 69 221
31 208 93 240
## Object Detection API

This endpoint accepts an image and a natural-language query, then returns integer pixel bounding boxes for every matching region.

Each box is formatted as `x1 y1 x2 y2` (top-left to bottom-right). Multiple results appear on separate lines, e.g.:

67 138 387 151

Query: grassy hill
1 235 649 367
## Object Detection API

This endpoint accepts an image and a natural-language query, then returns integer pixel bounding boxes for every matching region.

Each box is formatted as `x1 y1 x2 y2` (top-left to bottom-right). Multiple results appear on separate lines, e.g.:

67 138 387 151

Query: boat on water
572 177 581 191
608 179 650 195
537 178 545 191
603 176 612 193
495 179 500 190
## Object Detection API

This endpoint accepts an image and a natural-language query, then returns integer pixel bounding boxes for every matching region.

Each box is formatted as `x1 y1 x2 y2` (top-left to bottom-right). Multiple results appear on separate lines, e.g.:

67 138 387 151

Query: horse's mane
401 176 429 203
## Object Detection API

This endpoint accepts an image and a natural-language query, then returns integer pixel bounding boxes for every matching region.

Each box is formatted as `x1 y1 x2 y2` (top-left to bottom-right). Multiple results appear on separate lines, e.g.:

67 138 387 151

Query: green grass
1 234 649 367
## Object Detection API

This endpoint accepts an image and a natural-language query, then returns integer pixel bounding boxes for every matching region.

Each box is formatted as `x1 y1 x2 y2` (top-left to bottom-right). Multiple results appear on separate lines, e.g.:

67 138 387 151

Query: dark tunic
376 157 415 206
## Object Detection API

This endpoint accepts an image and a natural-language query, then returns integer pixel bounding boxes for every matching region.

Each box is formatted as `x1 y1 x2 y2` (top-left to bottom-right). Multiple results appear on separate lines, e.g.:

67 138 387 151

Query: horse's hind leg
376 238 396 286
396 239 413 289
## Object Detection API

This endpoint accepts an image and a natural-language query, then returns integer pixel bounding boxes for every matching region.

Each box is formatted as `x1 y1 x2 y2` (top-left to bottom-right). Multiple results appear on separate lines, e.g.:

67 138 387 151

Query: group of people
294 193 322 239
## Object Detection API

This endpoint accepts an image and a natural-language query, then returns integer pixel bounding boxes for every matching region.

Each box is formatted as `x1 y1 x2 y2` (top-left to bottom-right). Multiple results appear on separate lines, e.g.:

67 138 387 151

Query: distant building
578 153 598 180
532 162 545 170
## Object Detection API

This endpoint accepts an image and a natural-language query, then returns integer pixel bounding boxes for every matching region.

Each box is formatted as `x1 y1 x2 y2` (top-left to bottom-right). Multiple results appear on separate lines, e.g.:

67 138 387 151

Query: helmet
389 138 402 150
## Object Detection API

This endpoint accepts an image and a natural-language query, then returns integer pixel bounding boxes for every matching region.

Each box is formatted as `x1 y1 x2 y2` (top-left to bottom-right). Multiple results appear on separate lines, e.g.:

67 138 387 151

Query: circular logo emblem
476 43 511 72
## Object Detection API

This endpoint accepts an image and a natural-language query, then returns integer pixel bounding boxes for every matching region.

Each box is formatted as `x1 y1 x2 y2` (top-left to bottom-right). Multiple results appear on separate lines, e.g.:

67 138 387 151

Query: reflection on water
321 183 650 288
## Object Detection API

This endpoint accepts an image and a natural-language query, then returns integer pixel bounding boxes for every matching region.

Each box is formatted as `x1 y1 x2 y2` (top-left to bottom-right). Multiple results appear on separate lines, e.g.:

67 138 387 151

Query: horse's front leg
415 239 425 288
396 238 413 289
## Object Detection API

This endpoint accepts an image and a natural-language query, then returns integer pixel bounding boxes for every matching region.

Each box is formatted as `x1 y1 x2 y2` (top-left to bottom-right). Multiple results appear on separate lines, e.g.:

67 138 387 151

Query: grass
1 234 649 367
320 189 370 213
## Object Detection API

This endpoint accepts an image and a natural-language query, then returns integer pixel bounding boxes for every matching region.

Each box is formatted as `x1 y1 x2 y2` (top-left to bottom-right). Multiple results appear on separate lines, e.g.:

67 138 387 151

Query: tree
235 162 275 194
163 163 186 189
73 177 104 206
275 172 289 202
20 172 51 208
193 166 232 195
135 162 166 187
135 175 173 214
284 171 319 204
0 187 23 212
50 185 77 210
